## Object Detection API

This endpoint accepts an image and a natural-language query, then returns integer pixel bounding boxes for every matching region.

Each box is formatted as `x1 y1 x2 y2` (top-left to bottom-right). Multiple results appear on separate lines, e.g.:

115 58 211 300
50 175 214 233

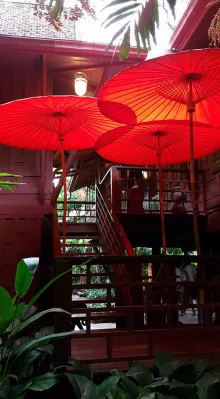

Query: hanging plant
34 0 96 31
208 0 220 47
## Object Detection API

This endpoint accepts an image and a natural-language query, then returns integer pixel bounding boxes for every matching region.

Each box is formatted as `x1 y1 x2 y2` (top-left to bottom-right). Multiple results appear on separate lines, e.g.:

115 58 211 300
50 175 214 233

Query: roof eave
169 0 210 51
0 35 146 62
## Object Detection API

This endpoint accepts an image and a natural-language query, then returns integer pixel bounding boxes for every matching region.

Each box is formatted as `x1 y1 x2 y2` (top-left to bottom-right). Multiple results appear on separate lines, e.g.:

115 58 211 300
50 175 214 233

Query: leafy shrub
0 258 73 399
61 351 220 399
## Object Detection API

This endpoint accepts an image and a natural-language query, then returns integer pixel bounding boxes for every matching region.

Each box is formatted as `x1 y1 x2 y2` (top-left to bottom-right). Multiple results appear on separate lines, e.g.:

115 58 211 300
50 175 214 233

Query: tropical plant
0 257 74 399
102 0 220 59
33 0 220 59
59 351 220 399
0 173 23 192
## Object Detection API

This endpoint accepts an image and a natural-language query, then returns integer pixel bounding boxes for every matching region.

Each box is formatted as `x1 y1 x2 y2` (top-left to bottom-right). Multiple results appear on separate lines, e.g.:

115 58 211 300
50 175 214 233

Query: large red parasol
97 48 220 254
95 120 220 254
0 95 122 255
97 49 220 126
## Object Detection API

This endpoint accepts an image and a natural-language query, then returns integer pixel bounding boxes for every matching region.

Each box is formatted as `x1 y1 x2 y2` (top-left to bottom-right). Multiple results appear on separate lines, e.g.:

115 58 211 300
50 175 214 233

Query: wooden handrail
100 166 112 185
96 185 135 256
56 254 220 264
96 185 137 305
55 255 220 366
115 165 206 174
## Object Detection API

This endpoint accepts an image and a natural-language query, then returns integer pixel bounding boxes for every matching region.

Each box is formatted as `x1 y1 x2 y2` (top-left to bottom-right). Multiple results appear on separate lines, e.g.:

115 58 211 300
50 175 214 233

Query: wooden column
127 261 144 329
38 215 54 312
111 166 120 213
40 54 46 206
147 247 166 326
54 258 72 365
51 151 79 206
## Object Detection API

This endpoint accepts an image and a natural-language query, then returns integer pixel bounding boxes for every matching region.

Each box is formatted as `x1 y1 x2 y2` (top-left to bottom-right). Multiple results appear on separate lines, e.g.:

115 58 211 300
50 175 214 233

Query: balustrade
54 255 220 367
100 166 206 215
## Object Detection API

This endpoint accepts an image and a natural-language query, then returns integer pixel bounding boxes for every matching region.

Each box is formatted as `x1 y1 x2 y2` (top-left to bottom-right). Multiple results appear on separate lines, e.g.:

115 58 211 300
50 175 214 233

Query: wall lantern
142 170 149 180
74 72 87 96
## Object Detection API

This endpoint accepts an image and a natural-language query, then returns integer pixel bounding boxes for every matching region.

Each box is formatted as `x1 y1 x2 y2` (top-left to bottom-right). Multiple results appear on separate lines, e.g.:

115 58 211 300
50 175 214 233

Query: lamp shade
74 72 87 96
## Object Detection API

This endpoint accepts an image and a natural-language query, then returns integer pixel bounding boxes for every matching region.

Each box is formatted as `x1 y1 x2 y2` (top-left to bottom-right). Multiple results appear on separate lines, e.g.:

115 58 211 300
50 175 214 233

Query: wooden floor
71 325 220 371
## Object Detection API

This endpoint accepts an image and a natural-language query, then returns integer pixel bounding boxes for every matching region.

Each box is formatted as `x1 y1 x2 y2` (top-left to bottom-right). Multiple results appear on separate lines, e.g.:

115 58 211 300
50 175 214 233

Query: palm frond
102 0 136 11
104 0 178 59
102 2 142 25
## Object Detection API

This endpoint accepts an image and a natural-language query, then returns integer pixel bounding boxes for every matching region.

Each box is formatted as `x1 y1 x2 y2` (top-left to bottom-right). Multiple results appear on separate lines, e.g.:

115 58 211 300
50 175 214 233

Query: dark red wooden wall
0 55 53 293
198 154 220 233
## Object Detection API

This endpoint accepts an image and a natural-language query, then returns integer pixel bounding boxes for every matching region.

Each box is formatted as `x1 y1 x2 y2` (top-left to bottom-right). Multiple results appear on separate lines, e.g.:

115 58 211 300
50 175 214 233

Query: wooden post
157 147 166 255
51 151 79 206
40 54 46 206
111 166 120 213
202 172 207 214
188 82 201 255
38 215 54 311
129 261 144 329
54 258 72 366
147 247 166 326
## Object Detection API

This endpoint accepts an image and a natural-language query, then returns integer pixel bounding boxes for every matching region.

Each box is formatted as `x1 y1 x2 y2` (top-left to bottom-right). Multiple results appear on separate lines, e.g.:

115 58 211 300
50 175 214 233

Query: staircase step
64 243 105 248
65 252 107 256
61 235 101 240
59 223 99 235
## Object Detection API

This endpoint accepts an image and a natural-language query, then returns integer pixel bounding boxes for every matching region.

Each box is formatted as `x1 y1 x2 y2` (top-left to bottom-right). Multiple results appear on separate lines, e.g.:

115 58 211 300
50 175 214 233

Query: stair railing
96 185 136 305
96 185 135 256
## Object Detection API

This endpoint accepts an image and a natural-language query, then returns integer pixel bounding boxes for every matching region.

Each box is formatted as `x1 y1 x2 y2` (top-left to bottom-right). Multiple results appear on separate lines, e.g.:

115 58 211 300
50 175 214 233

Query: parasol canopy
0 95 124 256
0 95 125 150
96 120 220 255
97 48 220 126
95 120 220 165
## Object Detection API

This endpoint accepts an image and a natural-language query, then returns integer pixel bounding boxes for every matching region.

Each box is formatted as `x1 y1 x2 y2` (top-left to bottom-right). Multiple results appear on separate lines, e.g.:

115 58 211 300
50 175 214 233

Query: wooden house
1 0 220 371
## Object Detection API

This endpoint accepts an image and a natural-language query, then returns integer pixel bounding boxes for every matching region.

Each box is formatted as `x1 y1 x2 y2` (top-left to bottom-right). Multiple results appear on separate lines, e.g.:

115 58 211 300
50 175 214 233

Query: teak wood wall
0 56 53 293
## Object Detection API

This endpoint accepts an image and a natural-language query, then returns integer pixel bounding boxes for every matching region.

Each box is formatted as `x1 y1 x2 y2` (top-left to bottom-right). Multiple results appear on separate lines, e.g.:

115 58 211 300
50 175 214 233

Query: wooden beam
51 151 79 206
40 54 46 206
51 60 139 74
169 0 210 50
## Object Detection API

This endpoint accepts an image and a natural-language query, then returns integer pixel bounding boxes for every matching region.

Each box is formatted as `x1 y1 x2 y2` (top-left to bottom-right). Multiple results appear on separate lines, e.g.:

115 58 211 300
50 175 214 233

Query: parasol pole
60 141 67 256
58 111 67 257
157 137 166 255
187 80 201 256
188 80 204 312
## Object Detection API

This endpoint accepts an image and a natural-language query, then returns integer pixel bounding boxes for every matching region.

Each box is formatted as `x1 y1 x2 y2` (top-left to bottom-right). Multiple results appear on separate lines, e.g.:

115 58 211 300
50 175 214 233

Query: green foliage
0 258 73 399
62 352 220 399
15 259 33 298
0 173 23 192
102 0 177 59
86 288 115 308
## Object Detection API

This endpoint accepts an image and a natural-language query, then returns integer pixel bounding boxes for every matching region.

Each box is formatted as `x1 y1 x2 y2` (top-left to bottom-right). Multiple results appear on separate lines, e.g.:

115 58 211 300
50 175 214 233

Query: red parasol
95 120 220 254
97 48 220 254
97 49 220 126
0 95 122 255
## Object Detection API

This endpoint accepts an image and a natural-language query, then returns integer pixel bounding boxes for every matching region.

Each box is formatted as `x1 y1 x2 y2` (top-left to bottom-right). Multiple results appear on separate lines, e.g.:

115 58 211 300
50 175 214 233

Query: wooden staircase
59 223 108 256
52 192 136 307
55 199 107 256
